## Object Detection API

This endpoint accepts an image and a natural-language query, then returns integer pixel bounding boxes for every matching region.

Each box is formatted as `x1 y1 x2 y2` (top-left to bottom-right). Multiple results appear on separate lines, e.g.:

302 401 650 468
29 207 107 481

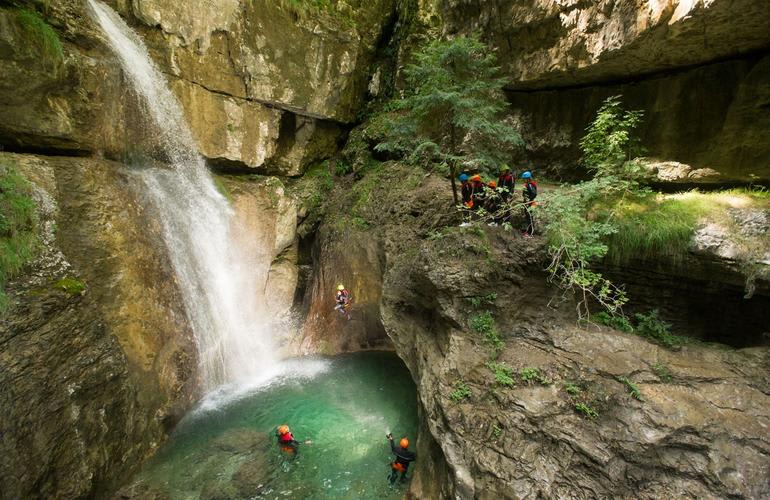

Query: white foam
193 357 333 413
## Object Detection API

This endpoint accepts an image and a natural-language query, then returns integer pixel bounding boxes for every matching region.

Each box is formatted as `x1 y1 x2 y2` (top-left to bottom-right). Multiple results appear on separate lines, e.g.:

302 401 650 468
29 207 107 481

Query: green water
128 352 418 499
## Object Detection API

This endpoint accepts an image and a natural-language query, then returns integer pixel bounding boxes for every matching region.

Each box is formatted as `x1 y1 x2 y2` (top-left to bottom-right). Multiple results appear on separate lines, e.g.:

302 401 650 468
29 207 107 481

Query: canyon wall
428 0 770 181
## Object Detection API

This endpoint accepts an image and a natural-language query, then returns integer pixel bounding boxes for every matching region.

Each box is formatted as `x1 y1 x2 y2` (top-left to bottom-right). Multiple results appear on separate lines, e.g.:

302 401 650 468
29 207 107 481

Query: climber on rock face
334 284 352 320
386 433 416 484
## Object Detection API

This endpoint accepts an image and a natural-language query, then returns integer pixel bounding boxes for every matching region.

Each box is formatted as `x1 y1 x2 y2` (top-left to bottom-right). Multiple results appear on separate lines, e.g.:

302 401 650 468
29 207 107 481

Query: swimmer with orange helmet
276 424 312 455
386 433 416 484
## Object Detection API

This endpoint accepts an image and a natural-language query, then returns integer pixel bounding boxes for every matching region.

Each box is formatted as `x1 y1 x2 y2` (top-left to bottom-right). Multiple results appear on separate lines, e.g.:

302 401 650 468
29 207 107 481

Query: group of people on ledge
459 166 538 237
275 425 416 485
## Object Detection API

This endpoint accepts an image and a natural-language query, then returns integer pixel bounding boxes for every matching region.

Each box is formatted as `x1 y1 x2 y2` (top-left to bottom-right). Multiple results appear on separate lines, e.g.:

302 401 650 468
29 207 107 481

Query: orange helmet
399 437 409 449
470 174 482 182
277 425 290 435
487 181 497 188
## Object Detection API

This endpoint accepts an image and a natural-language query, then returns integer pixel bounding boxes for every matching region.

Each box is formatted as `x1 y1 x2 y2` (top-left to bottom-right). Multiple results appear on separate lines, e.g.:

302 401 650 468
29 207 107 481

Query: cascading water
88 0 277 391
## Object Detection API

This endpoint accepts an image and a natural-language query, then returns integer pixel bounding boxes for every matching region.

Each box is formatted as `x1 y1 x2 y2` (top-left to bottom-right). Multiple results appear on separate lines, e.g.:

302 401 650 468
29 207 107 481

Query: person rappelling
335 284 352 320
386 433 416 485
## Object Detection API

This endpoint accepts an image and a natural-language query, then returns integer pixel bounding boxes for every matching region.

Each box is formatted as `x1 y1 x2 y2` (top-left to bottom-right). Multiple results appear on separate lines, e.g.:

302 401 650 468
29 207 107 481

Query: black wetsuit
388 440 416 484
497 173 515 202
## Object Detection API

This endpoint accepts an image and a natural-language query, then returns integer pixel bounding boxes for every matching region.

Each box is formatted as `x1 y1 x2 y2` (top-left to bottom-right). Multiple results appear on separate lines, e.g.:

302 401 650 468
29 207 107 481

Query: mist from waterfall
88 0 278 391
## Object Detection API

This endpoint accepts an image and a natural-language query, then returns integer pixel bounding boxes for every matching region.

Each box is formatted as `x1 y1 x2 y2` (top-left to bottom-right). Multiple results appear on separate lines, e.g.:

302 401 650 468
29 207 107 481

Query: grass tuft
602 188 770 264
15 8 63 62
0 161 39 311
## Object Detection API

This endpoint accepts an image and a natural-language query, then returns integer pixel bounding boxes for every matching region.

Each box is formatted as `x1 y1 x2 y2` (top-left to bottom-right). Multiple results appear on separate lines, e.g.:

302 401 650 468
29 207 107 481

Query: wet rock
112 482 171 500
209 429 269 454
231 456 271 498
0 152 197 498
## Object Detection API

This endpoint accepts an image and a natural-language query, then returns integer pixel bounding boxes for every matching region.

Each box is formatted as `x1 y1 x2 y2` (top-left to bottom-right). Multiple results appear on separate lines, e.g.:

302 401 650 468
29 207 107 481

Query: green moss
14 8 63 63
212 176 234 203
53 277 86 295
0 161 39 311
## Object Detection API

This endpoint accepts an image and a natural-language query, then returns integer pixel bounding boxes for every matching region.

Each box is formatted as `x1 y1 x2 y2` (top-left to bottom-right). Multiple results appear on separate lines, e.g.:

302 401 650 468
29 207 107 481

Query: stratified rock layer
0 152 197 499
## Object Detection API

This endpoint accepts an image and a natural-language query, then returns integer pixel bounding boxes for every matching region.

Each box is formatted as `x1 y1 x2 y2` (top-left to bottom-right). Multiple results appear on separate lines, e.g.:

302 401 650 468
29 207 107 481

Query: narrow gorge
0 1 768 499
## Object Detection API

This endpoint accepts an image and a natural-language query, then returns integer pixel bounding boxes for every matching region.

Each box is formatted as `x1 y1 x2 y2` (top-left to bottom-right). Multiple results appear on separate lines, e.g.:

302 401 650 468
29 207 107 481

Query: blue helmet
459 173 469 182
521 171 532 179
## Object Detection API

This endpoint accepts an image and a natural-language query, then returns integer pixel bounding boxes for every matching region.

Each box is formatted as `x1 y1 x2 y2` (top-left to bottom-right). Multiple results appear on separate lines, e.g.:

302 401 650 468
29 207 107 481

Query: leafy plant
564 382 581 396
593 311 634 333
492 424 502 439
575 402 599 419
579 95 644 178
334 160 352 176
543 96 645 319
374 35 523 204
634 310 687 349
652 362 672 383
470 311 504 357
617 376 644 401
450 380 472 402
486 361 515 387
469 292 497 308
520 367 551 386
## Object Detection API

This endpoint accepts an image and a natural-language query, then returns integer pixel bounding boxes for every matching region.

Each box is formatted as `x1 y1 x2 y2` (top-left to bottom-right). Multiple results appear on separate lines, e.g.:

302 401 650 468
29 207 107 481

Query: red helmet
399 437 409 449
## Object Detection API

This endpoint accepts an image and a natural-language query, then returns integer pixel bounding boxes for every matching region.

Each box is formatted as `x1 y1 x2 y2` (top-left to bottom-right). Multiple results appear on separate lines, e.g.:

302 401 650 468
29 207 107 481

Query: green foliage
543 96 645 319
0 162 39 311
334 160 352 177
468 292 497 308
520 367 551 386
14 8 63 62
485 361 515 387
593 311 634 332
564 382 581 396
574 402 599 419
652 362 673 383
53 277 86 295
634 310 687 349
492 424 502 439
470 311 504 357
580 95 644 178
374 35 522 196
450 380 472 402
617 376 644 401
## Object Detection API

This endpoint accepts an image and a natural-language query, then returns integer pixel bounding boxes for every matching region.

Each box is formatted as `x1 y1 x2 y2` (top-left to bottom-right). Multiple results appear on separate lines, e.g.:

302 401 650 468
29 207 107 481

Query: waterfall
88 0 277 391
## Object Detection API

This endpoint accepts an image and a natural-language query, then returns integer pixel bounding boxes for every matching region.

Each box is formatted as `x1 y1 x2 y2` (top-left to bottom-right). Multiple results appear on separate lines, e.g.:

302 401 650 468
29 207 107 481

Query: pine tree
375 35 523 204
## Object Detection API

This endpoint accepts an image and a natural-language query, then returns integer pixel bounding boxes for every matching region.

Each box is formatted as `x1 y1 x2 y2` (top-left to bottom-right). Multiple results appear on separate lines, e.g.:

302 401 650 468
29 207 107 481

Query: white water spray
88 0 277 390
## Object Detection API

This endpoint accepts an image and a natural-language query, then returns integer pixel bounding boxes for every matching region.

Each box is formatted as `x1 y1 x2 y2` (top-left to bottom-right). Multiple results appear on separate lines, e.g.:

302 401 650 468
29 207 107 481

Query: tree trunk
450 165 458 205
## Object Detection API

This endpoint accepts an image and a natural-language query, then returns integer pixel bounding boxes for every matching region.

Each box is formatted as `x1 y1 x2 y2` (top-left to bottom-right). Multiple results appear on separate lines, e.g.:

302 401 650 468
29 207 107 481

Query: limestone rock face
171 79 282 170
380 227 770 499
220 175 300 319
0 152 197 499
439 0 770 90
0 5 127 156
301 168 770 498
424 0 770 182
0 0 393 174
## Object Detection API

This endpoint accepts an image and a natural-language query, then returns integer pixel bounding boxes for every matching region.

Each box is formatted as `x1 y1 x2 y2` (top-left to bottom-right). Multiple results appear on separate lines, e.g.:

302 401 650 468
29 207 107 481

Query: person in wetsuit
276 425 311 455
387 433 416 484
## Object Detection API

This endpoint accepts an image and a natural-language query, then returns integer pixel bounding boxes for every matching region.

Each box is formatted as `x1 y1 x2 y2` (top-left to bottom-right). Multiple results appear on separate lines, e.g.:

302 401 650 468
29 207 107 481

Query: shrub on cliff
543 96 645 319
374 35 523 204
